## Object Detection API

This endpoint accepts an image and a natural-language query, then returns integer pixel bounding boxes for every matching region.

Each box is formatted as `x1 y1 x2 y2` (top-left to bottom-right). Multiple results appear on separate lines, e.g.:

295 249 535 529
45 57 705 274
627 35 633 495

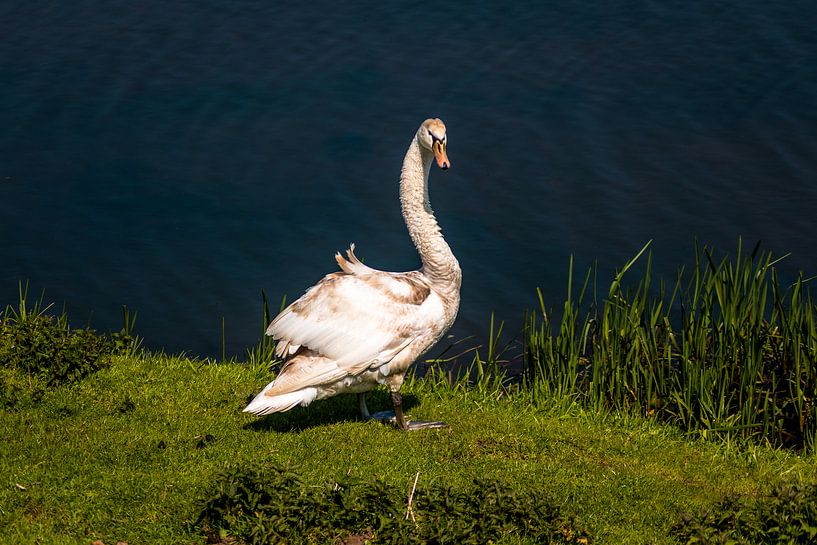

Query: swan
244 118 461 430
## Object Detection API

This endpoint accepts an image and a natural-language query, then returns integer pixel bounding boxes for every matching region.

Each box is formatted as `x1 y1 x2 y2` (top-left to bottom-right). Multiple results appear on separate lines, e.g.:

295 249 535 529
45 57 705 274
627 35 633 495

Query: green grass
2 352 816 544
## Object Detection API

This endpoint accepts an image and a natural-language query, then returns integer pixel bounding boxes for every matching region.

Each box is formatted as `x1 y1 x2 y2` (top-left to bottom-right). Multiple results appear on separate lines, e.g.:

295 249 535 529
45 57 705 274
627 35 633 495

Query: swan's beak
433 140 450 170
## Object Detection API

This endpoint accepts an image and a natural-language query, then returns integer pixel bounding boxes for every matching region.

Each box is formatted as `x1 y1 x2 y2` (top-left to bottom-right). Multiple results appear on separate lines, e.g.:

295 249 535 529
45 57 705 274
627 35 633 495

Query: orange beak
433 140 450 170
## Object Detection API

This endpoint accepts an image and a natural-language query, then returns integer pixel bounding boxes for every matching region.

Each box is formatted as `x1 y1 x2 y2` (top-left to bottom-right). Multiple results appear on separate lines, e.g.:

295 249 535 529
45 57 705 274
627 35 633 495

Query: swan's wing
267 267 442 373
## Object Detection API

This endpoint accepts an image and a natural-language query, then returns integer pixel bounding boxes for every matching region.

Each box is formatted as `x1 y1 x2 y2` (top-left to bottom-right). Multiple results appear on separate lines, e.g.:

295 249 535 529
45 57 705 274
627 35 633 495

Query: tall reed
525 241 817 450
245 290 285 366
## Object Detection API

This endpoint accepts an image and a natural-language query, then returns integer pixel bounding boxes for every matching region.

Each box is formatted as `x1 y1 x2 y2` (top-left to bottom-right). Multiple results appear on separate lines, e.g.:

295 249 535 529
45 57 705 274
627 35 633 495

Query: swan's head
418 118 450 170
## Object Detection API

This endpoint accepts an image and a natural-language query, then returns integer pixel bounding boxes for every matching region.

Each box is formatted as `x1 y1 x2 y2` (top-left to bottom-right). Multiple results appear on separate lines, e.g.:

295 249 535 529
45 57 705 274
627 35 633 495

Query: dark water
2 2 816 357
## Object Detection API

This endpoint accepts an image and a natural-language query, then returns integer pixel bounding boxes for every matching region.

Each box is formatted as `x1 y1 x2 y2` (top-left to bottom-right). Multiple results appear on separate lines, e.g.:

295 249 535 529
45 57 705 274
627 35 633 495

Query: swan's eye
428 130 445 144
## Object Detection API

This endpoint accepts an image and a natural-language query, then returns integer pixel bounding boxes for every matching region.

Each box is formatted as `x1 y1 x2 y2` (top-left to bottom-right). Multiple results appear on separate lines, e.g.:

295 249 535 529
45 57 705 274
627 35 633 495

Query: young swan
244 118 461 430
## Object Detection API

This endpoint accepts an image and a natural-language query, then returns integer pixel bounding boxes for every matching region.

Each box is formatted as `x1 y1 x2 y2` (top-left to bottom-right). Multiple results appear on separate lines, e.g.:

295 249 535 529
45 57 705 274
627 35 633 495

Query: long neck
400 136 461 292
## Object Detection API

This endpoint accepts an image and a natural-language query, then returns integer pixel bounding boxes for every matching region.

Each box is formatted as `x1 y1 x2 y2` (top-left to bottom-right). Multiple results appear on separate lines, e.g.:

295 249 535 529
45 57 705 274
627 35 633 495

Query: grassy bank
2 352 817 544
3 241 817 543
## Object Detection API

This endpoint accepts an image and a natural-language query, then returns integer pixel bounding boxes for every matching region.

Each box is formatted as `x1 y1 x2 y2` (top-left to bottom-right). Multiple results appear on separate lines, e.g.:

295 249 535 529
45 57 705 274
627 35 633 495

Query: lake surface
2 2 816 358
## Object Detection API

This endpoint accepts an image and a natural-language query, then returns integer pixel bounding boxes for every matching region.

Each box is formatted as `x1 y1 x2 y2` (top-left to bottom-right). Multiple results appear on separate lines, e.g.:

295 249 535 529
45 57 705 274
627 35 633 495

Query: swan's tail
243 383 318 416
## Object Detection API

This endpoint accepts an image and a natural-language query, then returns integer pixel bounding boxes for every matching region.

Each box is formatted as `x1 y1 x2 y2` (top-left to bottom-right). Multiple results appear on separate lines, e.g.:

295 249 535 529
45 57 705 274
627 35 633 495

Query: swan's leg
362 392 399 422
392 391 447 431
392 391 408 430
358 393 372 420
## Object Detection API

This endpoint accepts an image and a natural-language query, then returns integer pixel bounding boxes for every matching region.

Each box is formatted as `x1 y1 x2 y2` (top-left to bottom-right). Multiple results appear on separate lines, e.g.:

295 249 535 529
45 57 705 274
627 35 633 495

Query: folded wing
266 247 444 387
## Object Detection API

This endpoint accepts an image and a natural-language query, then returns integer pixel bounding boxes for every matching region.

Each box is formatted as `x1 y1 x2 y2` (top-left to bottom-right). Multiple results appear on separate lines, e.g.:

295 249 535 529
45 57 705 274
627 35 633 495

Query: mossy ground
2 354 816 544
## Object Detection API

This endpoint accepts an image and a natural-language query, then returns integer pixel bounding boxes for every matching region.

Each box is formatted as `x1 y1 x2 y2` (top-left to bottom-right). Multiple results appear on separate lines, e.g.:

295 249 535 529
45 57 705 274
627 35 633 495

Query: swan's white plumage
243 384 318 415
269 270 440 368
244 119 460 419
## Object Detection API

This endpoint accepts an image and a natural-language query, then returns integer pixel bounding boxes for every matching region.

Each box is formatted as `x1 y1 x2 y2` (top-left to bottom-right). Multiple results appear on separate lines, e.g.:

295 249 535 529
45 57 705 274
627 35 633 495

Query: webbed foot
366 409 447 430
369 409 397 423
360 392 447 430
392 391 447 430
404 420 447 430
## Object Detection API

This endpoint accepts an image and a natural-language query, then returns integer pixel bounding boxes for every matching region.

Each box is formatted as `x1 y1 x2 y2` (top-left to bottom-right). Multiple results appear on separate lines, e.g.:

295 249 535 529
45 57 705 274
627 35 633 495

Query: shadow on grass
243 390 420 433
